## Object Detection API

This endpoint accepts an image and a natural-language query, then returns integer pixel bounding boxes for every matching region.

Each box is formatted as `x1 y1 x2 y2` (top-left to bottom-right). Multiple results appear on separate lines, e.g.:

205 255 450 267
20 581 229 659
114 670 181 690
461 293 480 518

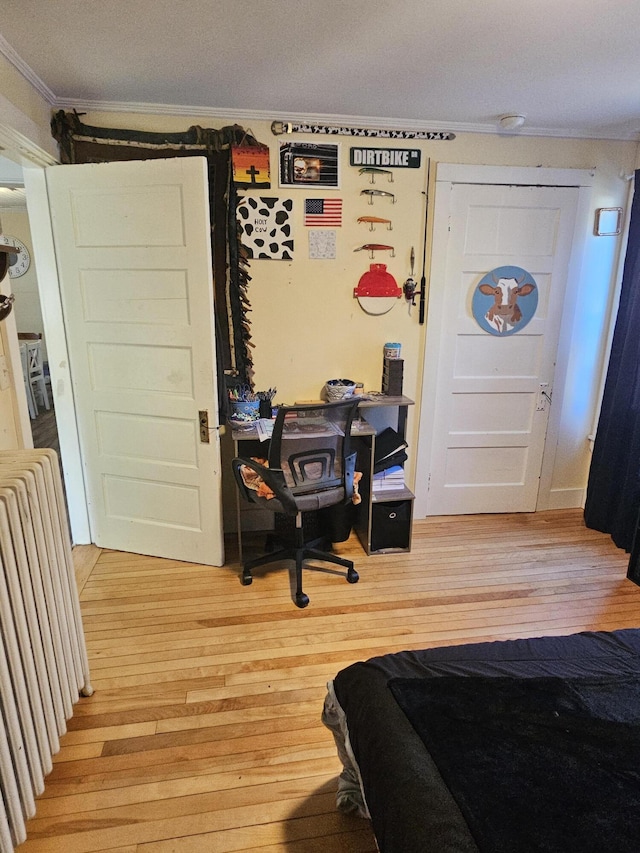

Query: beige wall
0 68 54 453
227 125 635 507
0 209 47 452
85 112 636 508
0 298 22 449
3 88 639 508
83 112 637 393
0 210 47 360
0 54 57 159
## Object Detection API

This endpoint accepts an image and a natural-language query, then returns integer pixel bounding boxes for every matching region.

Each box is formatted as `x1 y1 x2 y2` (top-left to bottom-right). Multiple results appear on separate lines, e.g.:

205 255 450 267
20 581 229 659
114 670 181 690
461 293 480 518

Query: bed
322 628 640 853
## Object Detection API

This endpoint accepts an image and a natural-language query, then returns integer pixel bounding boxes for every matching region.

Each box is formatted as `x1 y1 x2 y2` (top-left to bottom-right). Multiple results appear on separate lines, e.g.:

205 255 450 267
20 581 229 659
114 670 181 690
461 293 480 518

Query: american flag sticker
304 198 343 227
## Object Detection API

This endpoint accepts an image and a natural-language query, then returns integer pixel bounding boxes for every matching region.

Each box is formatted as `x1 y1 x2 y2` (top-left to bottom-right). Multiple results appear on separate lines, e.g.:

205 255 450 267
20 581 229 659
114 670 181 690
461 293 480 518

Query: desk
232 395 414 558
350 395 415 554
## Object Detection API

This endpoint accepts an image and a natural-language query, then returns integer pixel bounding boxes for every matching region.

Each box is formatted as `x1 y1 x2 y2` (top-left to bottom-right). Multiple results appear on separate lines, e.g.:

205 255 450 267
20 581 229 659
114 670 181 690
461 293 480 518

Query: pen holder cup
230 401 260 422
259 400 273 419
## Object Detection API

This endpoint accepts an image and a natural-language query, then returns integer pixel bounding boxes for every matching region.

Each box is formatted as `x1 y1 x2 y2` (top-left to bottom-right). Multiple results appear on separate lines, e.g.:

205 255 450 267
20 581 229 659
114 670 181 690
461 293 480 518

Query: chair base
241 545 359 608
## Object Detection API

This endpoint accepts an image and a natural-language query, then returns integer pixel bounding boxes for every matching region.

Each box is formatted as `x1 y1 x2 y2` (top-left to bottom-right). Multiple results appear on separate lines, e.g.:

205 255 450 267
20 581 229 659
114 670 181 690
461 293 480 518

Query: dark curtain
50 111 259 419
584 171 640 569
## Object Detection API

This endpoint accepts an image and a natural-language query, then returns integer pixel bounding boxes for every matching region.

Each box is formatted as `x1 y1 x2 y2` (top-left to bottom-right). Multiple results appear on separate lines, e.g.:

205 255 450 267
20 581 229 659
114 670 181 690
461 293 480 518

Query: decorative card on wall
231 144 271 188
236 197 294 260
309 230 337 259
472 266 538 336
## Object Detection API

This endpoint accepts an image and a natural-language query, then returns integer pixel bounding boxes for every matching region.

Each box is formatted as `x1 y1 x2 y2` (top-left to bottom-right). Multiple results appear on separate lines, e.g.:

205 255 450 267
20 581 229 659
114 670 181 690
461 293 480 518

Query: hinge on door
199 410 210 443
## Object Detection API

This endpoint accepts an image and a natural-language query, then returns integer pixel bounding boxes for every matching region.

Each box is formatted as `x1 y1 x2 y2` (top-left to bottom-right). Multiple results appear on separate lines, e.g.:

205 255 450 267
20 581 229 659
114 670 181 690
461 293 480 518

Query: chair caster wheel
241 573 253 586
295 592 310 608
347 568 359 584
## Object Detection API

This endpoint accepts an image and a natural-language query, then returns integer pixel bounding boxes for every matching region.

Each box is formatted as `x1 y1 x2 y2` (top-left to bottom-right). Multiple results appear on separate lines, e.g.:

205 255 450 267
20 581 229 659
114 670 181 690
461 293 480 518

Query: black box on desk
382 357 403 396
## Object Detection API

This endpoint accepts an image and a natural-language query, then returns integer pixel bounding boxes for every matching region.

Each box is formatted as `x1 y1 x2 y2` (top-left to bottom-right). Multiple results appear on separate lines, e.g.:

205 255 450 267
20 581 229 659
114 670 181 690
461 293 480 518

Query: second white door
416 178 581 516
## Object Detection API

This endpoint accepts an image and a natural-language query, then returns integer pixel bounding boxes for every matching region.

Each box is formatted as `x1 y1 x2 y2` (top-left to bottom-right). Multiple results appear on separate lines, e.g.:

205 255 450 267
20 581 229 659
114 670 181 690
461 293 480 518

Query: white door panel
417 182 579 516
46 157 223 564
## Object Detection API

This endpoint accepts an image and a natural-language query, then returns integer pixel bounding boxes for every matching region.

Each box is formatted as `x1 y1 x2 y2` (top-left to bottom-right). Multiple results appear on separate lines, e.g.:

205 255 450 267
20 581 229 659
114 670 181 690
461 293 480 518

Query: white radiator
0 449 92 851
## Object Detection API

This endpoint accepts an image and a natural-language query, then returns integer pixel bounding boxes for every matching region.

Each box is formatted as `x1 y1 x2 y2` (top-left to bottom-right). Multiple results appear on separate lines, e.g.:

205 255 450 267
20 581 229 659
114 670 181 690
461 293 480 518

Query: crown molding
0 34 56 105
0 123 57 168
53 98 640 142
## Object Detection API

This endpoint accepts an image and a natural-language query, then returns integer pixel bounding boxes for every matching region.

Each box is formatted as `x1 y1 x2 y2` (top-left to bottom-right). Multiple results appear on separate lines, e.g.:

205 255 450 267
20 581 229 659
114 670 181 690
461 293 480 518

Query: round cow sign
472 265 538 336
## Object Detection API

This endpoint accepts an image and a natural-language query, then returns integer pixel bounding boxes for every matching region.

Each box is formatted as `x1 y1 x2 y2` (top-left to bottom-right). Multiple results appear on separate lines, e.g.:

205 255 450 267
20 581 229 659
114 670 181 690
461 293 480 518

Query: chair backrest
26 339 44 378
267 399 360 497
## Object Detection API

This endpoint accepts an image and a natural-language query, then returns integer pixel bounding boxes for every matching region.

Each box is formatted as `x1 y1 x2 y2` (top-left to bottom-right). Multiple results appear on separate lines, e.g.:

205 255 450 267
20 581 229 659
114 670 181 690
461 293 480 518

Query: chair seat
251 486 346 516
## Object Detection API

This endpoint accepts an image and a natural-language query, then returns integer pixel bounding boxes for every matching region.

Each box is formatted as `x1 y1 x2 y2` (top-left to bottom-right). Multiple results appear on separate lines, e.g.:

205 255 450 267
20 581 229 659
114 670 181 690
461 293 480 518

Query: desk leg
233 434 266 565
236 488 243 564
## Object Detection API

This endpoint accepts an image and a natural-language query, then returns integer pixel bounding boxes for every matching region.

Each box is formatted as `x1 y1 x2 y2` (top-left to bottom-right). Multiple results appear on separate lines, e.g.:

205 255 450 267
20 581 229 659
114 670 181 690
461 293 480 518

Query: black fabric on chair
232 399 360 608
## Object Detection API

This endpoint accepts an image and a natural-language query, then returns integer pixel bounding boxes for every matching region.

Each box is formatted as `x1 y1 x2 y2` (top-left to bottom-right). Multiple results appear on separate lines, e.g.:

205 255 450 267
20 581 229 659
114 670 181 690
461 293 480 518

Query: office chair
232 398 360 608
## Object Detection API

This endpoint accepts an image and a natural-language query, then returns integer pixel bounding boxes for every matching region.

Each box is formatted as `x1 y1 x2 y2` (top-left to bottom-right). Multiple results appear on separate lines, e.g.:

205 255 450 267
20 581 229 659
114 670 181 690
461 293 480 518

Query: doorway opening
0 162 63 481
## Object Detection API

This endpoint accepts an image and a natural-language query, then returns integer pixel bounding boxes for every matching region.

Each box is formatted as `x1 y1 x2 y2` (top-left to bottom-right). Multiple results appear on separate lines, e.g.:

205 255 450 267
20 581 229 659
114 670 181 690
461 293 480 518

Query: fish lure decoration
360 189 396 205
358 167 394 183
357 216 393 231
354 244 395 258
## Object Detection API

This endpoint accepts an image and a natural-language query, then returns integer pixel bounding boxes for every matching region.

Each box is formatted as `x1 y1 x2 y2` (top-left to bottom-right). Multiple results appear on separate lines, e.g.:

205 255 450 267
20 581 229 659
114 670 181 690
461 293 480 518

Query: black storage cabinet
370 499 412 551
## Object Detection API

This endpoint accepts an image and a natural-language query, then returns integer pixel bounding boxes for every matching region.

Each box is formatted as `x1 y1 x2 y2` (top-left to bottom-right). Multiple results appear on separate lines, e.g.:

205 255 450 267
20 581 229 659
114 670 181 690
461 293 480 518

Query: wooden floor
20 510 640 852
30 403 60 455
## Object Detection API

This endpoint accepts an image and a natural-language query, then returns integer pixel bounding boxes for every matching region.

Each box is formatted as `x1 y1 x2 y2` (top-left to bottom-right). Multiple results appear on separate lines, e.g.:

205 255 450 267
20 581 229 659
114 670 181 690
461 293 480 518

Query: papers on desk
256 418 275 442
281 420 343 439
253 419 343 442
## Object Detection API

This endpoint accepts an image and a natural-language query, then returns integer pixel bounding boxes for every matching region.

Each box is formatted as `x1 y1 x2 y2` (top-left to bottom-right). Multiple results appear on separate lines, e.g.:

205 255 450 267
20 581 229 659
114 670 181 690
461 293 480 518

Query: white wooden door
417 180 580 516
45 157 224 565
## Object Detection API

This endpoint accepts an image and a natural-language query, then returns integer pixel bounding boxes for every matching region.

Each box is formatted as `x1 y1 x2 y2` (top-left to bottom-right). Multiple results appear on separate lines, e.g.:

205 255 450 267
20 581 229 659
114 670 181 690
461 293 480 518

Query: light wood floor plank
38 745 338 800
32 757 340 817
72 544 102 595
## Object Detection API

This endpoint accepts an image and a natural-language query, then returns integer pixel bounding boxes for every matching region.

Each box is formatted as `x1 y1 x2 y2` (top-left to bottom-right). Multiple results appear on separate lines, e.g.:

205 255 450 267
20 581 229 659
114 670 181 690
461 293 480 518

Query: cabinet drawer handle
389 512 397 519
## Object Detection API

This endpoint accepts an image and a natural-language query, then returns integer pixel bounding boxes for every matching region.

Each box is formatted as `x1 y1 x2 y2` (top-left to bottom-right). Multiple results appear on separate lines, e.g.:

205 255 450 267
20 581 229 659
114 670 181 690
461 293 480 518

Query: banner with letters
350 147 421 168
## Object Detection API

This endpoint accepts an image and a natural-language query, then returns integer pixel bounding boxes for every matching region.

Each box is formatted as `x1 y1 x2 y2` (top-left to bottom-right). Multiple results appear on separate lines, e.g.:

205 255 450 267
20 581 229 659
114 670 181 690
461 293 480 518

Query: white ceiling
1 0 640 139
0 156 25 206
0 186 26 211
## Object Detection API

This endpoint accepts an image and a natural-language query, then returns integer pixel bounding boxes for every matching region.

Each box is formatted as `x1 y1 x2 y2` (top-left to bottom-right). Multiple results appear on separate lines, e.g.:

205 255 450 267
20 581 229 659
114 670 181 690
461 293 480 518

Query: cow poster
236 197 294 260
472 266 538 336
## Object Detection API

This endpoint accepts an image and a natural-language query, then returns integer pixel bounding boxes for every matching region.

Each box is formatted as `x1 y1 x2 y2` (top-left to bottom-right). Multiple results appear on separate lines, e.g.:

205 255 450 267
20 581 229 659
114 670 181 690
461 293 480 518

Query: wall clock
0 235 30 278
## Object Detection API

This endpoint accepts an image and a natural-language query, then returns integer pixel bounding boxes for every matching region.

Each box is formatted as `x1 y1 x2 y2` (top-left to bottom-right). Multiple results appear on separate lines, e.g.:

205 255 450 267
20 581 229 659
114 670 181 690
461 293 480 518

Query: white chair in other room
26 339 50 413
19 343 37 419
